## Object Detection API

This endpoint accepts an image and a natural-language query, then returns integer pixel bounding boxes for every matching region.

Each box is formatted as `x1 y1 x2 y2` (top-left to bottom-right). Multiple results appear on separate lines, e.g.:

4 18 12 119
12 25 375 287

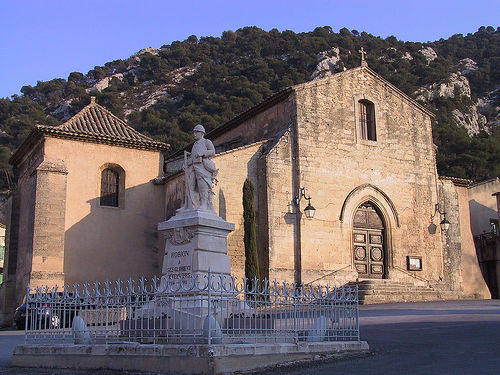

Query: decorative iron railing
24 271 359 345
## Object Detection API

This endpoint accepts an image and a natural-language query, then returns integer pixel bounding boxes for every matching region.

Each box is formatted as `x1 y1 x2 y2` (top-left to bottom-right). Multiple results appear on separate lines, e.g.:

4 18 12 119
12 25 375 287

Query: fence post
24 284 30 343
293 285 297 342
356 284 360 342
207 268 212 345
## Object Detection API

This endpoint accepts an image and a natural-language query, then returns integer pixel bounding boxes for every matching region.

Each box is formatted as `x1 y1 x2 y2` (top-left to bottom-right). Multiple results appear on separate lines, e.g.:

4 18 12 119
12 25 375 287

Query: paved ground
0 299 499 374
253 299 500 375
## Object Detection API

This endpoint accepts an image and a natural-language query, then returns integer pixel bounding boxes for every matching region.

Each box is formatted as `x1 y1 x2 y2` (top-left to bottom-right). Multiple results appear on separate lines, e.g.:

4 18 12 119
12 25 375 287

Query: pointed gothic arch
339 184 400 228
340 184 399 278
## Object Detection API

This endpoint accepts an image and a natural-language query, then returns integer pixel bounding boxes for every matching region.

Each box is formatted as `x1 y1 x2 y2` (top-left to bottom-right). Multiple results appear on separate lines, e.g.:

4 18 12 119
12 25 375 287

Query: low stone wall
13 341 369 374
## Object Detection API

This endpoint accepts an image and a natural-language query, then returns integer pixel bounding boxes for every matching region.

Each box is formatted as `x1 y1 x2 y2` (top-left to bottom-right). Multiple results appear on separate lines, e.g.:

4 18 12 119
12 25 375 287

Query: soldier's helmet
193 124 206 134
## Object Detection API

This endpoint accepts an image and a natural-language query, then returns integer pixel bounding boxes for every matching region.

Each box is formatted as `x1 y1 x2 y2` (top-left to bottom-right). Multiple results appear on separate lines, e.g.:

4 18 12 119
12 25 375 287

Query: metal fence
25 271 359 345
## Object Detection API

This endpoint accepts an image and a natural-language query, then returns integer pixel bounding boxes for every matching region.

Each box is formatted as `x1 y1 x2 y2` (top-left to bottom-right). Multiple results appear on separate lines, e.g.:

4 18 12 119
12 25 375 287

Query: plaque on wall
407 256 423 271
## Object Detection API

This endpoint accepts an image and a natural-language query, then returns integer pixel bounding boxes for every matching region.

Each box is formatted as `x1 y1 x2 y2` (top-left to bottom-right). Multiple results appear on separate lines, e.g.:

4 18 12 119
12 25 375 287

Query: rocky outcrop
123 65 200 115
456 58 479 75
402 52 413 60
311 47 345 80
419 47 438 64
452 107 487 135
133 47 159 61
478 87 500 127
87 73 124 93
415 72 471 101
415 71 488 135
49 99 73 121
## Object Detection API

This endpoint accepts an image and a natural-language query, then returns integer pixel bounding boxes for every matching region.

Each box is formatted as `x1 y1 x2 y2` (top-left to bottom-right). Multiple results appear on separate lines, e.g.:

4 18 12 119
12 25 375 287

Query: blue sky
0 0 498 98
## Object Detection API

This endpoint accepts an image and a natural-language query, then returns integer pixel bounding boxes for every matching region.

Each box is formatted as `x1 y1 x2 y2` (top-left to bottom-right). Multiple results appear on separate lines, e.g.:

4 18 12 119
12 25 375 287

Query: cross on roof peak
359 47 368 67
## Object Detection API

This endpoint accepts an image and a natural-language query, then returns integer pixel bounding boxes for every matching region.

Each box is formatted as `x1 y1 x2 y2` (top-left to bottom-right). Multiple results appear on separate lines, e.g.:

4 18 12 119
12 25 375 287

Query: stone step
359 291 463 304
344 279 463 304
356 288 433 292
350 280 423 287
356 288 438 295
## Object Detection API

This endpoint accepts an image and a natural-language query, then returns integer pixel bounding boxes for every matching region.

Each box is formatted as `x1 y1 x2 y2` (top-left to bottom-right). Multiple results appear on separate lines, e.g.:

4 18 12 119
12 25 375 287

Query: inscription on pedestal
164 245 193 280
158 210 235 283
164 228 195 280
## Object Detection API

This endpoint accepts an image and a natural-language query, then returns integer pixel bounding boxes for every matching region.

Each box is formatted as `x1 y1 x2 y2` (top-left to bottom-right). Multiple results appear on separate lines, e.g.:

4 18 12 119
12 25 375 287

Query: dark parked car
14 297 75 330
13 302 26 330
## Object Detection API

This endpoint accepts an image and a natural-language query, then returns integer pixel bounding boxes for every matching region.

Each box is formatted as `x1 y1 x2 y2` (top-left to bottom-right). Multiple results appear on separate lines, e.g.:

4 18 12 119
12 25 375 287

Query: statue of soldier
182 124 217 211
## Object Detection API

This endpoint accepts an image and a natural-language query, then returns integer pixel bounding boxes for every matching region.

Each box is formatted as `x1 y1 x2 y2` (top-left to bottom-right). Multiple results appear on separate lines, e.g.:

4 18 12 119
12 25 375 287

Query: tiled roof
10 98 168 166
37 97 168 150
439 176 473 187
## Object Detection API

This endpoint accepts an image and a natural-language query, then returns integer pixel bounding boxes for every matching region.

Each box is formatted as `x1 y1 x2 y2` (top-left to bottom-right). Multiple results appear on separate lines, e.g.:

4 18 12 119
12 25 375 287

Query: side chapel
0 63 491 325
0 98 168 324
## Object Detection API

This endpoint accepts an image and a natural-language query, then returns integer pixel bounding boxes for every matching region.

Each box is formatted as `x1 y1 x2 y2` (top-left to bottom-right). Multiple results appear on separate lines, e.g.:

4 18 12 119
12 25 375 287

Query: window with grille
100 168 119 207
359 100 376 141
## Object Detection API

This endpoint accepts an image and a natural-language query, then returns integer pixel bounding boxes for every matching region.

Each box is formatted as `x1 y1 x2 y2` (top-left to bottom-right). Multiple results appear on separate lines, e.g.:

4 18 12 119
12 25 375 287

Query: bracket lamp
295 187 316 219
434 203 450 231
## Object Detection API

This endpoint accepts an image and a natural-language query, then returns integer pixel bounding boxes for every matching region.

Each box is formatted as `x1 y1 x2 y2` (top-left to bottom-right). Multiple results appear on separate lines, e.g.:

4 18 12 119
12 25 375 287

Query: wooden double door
353 203 386 279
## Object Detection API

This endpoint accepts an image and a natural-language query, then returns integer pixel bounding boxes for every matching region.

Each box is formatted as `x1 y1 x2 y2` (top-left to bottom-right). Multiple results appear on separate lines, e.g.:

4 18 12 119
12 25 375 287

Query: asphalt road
253 299 500 375
0 299 499 374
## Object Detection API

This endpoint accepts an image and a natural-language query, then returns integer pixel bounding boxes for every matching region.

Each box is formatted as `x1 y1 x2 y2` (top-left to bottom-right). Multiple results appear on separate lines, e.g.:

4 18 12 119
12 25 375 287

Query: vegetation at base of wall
0 26 499 192
243 178 260 287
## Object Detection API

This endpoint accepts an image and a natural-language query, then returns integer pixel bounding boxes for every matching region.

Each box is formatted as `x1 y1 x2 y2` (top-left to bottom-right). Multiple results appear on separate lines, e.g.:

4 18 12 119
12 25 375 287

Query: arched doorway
353 202 387 279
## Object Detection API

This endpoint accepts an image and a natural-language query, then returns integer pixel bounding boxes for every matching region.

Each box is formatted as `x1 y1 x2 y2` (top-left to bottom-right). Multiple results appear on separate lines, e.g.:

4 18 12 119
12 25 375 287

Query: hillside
0 26 499 192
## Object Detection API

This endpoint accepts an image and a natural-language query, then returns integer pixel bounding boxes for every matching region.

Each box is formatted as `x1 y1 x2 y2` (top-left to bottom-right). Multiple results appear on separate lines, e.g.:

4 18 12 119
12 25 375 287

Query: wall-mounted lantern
434 203 450 231
294 187 316 219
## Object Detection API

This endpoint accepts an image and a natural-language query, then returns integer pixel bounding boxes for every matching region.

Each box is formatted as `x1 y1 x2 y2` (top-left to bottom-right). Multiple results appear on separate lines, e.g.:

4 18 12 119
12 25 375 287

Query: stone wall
439 179 490 298
14 141 44 304
455 184 491 298
264 67 443 285
212 97 294 151
261 131 296 282
30 159 68 289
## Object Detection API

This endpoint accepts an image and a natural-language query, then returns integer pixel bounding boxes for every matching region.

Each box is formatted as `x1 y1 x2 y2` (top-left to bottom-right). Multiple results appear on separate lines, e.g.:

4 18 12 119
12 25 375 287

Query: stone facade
164 66 489 299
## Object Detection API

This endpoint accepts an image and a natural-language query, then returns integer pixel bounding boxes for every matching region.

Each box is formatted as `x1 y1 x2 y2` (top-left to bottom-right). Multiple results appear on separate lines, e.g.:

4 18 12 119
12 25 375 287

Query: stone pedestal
135 209 239 333
157 208 235 283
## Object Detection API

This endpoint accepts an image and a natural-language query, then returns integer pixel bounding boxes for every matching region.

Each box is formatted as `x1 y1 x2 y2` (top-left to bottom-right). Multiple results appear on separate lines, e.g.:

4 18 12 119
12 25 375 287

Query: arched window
359 100 376 141
100 164 125 207
100 168 119 207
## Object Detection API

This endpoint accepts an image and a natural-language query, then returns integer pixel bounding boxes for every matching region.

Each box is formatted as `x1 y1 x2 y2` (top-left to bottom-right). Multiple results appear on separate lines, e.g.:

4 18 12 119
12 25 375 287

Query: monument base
158 208 235 282
136 209 244 331
13 341 369 374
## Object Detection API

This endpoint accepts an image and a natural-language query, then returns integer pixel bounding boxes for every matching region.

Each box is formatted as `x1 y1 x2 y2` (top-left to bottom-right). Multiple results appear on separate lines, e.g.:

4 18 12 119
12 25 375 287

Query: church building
0 63 490 325
163 64 489 299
